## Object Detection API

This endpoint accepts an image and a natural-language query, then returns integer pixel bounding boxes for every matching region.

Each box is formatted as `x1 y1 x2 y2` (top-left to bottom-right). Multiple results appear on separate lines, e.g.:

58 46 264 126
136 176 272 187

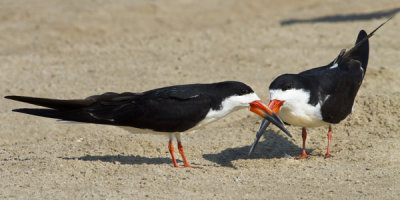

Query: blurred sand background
1 0 399 199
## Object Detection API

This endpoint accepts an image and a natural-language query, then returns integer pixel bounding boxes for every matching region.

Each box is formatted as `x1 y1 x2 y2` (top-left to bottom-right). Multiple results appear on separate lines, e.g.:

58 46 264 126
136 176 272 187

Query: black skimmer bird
249 18 392 158
5 81 292 167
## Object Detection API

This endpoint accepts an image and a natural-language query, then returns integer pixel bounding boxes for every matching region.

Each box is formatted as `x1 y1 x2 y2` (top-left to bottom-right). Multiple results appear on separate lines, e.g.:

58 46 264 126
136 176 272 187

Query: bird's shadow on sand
60 155 173 166
203 130 313 169
59 131 312 168
280 7 399 25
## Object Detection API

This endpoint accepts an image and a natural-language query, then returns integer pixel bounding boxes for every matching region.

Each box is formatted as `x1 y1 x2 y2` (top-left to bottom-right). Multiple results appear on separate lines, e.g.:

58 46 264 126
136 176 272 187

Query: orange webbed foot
324 153 332 159
296 153 309 159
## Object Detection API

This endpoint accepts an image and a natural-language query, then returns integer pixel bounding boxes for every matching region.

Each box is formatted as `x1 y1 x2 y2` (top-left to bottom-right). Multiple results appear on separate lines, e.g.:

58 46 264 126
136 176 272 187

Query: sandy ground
1 0 399 199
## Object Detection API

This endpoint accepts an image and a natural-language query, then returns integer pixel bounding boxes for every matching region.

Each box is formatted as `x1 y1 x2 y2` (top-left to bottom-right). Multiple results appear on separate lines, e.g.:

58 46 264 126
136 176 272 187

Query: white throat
270 89 329 127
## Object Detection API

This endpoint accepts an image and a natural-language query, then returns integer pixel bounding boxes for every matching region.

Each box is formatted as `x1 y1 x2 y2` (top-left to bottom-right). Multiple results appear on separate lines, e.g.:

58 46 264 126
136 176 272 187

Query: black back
270 30 369 124
5 81 254 132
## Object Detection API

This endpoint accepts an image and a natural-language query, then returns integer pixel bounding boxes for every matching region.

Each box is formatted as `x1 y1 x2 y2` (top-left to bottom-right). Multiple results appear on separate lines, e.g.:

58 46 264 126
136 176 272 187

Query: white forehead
270 89 310 102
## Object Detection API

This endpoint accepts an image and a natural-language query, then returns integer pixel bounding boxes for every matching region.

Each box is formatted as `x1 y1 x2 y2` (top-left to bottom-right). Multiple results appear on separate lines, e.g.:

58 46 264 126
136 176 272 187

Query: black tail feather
342 16 392 71
334 30 369 72
5 96 93 110
12 108 115 125
12 108 67 119
353 30 369 71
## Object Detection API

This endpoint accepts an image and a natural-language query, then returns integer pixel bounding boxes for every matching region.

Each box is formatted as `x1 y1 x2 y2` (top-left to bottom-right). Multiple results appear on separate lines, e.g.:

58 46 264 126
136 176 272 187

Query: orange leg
325 125 333 158
296 127 309 159
168 140 180 168
175 134 194 168
178 141 194 168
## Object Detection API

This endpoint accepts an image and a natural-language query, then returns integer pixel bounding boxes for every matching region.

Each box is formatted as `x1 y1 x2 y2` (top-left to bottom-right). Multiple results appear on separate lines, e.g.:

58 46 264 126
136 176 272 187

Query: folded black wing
319 59 364 123
7 90 213 132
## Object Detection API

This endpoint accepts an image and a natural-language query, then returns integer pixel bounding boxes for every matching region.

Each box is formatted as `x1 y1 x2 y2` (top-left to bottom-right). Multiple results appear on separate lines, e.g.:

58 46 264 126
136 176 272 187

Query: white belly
118 121 206 135
270 88 330 128
119 127 171 135
278 103 329 128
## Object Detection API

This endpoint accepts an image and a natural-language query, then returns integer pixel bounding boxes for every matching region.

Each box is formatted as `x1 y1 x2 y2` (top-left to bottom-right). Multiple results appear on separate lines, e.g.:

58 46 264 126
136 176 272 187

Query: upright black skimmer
249 18 391 158
5 81 292 167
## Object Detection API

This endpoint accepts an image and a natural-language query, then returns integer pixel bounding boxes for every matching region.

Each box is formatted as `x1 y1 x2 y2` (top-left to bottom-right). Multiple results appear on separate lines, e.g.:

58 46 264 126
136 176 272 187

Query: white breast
270 89 329 127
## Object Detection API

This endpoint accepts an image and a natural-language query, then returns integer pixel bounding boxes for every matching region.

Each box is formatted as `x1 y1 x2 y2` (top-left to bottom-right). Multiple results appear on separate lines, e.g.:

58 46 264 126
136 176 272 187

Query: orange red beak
249 99 291 155
268 99 285 114
249 100 291 139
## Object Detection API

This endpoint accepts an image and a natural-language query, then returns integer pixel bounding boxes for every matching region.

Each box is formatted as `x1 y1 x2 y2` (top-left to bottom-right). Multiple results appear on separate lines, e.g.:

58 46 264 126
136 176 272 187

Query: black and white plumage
249 18 391 158
5 81 291 167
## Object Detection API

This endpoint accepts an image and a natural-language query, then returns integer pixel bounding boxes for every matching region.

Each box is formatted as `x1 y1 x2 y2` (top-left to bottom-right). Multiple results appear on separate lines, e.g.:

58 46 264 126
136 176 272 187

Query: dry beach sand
1 0 399 199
